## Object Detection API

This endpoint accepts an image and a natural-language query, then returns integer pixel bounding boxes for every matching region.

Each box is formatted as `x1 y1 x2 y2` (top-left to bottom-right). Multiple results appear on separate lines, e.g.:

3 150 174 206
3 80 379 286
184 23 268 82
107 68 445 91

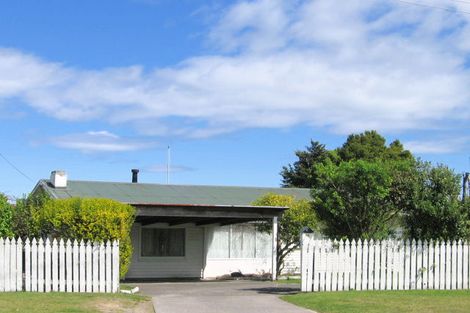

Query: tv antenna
166 145 171 185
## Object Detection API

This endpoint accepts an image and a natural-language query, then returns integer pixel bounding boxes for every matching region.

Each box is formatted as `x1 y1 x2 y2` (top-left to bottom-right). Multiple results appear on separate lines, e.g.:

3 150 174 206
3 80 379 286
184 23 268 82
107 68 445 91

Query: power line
395 0 470 15
0 152 33 182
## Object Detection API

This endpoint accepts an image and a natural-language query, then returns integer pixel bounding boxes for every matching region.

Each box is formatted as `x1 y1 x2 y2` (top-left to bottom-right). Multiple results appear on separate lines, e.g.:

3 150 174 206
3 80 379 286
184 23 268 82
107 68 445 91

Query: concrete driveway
137 280 314 313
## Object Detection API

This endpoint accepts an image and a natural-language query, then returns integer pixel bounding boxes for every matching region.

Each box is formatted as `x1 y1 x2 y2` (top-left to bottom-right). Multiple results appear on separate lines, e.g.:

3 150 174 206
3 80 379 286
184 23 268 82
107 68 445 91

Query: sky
0 0 469 198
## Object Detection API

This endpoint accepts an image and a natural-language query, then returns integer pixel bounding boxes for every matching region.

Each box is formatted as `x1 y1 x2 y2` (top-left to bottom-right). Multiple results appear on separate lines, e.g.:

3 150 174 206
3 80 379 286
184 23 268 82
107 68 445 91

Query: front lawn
282 290 470 313
0 292 153 313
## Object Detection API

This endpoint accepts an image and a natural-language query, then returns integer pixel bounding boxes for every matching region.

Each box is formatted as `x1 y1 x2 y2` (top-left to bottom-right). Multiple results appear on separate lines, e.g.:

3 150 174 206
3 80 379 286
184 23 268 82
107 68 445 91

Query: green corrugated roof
37 180 311 206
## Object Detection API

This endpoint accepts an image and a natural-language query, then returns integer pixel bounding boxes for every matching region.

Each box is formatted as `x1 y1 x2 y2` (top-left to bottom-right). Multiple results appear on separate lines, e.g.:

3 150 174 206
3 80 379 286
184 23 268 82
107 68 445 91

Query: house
32 170 310 280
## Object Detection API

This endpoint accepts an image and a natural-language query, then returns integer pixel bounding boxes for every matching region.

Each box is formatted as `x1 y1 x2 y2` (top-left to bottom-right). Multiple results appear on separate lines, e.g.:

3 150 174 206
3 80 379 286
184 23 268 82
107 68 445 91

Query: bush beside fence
301 233 470 292
0 237 119 293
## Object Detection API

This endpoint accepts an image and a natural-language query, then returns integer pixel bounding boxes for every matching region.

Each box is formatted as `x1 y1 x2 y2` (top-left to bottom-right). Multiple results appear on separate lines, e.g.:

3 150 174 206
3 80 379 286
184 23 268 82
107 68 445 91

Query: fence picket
37 238 44 292
10 238 17 292
349 239 356 291
0 238 4 292
337 239 344 291
79 240 86 292
93 243 99 292
451 240 457 290
356 239 362 291
25 238 31 292
52 239 58 292
344 239 351 290
463 241 469 289
362 239 369 290
45 239 51 292
112 241 119 293
457 240 463 290
86 241 92 292
416 239 422 290
404 240 411 290
59 239 65 292
31 238 37 292
16 238 22 291
410 239 417 289
73 240 79 292
380 240 386 290
373 240 380 290
105 241 112 293
99 242 105 292
386 240 392 290
5 238 11 292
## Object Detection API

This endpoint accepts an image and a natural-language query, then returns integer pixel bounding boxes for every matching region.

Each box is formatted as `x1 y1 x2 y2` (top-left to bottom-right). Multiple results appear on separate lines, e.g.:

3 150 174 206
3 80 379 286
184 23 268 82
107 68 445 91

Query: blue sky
0 0 469 198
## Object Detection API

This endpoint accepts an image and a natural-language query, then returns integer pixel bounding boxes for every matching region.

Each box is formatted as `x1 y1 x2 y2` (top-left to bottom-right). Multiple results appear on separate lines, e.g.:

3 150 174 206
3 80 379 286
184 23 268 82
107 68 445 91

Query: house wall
126 222 275 279
202 224 273 279
126 223 204 279
281 249 301 275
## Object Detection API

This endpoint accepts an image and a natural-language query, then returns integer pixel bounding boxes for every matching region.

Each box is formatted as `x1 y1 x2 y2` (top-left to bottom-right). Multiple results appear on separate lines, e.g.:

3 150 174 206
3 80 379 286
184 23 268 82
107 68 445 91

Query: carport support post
271 216 278 281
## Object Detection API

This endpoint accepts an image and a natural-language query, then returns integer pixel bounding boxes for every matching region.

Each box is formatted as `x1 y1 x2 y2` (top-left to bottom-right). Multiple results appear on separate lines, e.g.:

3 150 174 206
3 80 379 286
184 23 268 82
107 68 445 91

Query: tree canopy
252 193 317 275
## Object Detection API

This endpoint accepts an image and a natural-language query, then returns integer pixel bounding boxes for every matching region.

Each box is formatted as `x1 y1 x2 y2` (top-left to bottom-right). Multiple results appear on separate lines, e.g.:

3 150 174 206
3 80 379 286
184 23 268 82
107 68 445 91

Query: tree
281 131 413 189
252 193 317 276
12 189 50 239
281 140 332 188
402 162 469 240
312 160 402 239
0 193 14 238
336 130 413 162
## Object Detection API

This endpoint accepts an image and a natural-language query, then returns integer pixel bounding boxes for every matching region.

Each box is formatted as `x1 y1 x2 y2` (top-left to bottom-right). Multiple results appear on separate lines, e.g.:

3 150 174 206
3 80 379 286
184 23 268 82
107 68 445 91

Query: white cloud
0 0 470 137
404 137 470 154
50 131 155 153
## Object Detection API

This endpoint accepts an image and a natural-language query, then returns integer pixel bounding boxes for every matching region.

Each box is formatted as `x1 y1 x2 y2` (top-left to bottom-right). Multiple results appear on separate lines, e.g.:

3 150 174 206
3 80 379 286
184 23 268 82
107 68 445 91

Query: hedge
33 198 135 278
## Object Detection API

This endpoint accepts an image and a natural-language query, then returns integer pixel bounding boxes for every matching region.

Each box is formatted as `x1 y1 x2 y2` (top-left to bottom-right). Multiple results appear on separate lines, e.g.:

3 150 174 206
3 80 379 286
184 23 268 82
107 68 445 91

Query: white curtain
206 226 230 258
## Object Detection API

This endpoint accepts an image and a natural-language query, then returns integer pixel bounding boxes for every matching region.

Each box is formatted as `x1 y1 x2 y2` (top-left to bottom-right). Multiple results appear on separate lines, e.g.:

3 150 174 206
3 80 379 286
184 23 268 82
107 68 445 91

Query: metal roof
37 179 311 206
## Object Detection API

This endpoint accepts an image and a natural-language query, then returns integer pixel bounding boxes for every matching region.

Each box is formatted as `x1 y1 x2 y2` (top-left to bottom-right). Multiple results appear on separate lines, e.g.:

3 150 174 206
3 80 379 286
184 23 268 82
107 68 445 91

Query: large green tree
402 162 469 240
312 160 404 239
281 140 331 188
336 130 413 162
252 193 317 276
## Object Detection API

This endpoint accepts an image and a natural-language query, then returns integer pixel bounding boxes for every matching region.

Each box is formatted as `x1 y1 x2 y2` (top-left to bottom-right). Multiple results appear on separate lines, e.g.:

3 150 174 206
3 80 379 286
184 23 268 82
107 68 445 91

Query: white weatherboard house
33 170 310 280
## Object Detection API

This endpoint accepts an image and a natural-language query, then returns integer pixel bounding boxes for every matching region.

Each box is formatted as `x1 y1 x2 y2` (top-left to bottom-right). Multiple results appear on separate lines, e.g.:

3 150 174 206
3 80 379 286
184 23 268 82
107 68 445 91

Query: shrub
33 198 135 278
0 193 14 238
12 189 50 239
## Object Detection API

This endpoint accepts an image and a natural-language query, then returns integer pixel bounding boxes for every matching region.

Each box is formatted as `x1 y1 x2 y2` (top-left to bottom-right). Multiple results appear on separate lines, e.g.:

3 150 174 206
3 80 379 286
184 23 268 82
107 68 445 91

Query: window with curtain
141 228 185 257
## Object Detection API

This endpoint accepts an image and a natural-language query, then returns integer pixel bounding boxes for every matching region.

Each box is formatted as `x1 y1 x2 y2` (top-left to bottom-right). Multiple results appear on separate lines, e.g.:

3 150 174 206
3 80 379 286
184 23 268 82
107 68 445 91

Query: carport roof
36 179 311 206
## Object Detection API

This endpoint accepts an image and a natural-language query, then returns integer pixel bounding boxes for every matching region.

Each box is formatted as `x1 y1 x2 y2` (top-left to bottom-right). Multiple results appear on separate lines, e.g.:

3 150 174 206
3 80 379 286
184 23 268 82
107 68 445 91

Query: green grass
282 290 470 313
0 292 152 313
277 278 301 284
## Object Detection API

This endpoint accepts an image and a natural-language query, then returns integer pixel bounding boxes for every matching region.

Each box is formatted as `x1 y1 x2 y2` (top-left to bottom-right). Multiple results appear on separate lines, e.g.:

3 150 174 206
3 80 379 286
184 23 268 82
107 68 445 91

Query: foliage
336 130 413 162
0 193 14 238
12 188 50 239
252 193 317 276
402 162 469 240
281 141 332 188
33 198 135 278
312 160 403 239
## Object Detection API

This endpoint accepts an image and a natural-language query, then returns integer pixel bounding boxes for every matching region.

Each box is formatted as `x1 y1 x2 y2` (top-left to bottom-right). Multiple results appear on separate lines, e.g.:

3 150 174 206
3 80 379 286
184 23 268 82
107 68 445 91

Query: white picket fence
301 233 470 292
0 237 120 293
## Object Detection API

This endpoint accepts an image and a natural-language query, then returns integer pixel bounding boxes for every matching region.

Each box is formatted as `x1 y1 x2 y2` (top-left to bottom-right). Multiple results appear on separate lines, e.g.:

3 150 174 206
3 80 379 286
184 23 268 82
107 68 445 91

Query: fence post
300 233 308 292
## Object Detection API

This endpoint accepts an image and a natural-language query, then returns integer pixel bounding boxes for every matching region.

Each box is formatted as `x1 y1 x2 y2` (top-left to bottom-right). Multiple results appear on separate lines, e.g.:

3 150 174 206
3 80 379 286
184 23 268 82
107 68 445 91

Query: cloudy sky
1 0 469 197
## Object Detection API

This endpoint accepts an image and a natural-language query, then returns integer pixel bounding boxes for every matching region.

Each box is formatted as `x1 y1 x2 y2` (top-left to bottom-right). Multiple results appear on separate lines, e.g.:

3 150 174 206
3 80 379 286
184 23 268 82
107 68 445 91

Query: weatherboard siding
126 224 204 279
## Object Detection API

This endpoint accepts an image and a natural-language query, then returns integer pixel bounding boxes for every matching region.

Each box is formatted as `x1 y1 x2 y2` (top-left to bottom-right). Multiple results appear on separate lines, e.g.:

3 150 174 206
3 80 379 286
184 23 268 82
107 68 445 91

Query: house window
141 228 185 257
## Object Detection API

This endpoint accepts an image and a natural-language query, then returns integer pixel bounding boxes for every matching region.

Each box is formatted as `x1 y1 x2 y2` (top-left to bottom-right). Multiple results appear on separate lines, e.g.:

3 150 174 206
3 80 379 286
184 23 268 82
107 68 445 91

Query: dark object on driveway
231 271 244 278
